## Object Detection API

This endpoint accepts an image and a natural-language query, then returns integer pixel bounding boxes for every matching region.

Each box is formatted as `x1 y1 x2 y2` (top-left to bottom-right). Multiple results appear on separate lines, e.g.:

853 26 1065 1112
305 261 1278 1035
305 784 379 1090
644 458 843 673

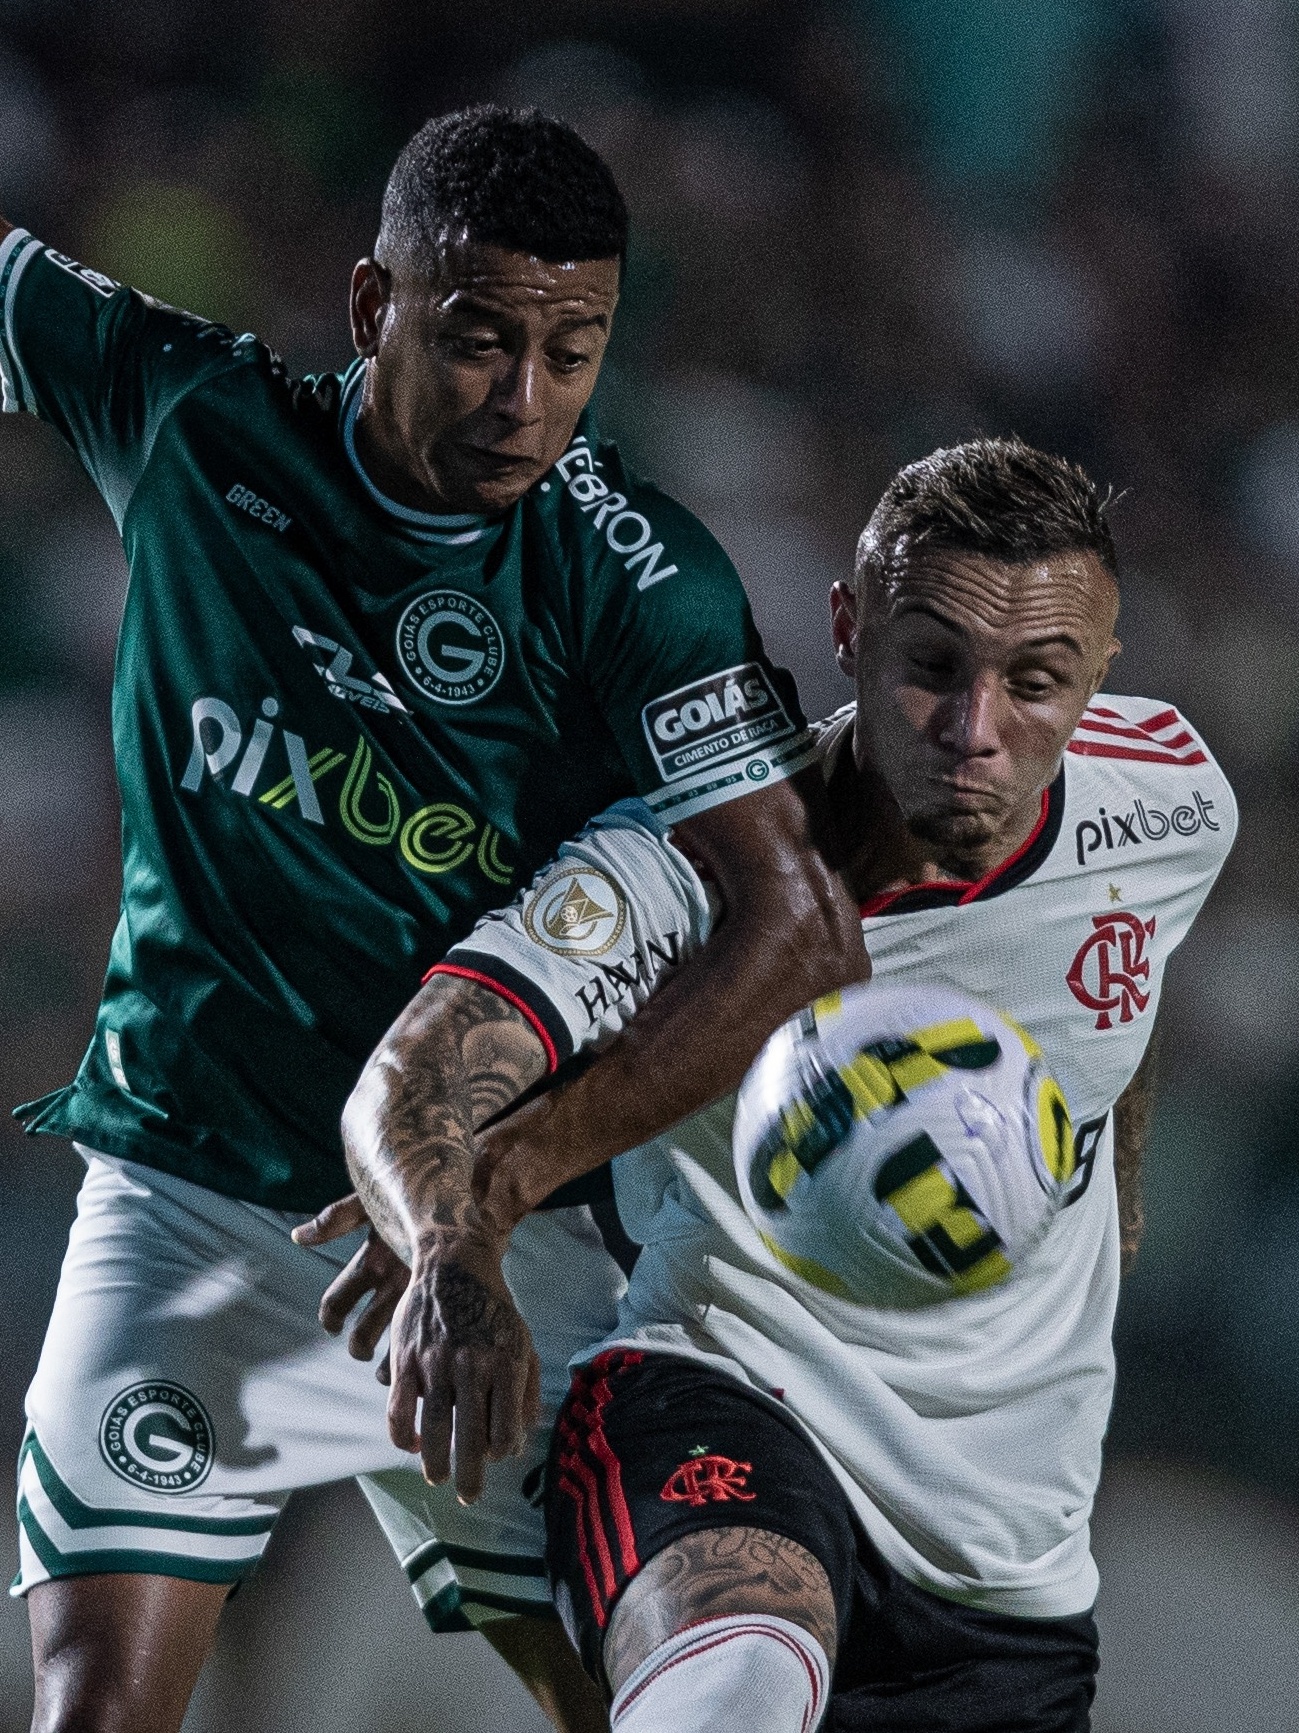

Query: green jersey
1 229 813 1210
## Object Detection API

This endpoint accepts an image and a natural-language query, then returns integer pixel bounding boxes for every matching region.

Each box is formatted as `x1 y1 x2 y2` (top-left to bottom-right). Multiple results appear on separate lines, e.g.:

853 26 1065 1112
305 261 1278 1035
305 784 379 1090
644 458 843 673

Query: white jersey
439 694 1236 1619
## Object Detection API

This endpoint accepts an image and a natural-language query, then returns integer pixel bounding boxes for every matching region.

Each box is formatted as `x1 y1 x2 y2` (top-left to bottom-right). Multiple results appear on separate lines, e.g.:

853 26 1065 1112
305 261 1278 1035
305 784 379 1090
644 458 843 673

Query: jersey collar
339 365 490 546
855 768 1067 919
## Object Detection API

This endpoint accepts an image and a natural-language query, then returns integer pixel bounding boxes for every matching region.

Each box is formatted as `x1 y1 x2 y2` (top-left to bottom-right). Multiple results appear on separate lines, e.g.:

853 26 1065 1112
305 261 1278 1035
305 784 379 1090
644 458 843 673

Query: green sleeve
0 229 243 526
552 435 816 823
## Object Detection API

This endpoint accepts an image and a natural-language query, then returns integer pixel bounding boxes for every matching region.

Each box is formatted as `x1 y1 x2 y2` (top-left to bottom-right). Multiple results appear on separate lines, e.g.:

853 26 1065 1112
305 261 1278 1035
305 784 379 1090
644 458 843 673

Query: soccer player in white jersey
319 438 1235 1732
1 108 867 1733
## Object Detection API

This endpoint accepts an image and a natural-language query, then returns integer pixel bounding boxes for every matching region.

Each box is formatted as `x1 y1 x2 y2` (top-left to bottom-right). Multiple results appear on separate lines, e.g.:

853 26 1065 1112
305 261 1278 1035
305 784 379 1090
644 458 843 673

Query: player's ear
830 581 859 679
1093 635 1121 696
350 259 392 359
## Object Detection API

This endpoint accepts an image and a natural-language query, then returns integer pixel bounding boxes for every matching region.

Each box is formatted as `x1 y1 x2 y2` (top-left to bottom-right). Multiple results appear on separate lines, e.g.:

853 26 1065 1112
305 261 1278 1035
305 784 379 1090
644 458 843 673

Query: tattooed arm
1113 1010 1162 1271
339 971 551 1499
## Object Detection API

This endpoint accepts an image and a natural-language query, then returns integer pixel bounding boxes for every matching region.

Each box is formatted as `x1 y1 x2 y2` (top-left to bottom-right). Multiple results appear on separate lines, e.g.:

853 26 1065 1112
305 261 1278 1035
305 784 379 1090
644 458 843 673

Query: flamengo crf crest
660 1453 757 1507
1066 911 1156 1030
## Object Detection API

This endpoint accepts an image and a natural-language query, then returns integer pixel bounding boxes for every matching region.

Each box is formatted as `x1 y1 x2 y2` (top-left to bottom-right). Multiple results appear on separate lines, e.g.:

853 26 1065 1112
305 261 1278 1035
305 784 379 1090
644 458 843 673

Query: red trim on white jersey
1067 704 1207 767
857 783 1055 918
422 962 559 1074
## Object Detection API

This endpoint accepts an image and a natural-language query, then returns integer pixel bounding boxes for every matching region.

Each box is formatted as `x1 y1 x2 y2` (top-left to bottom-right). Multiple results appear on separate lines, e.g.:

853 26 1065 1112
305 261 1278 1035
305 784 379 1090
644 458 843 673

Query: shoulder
1067 694 1216 766
1063 693 1238 864
135 314 349 455
56 242 265 380
534 427 743 603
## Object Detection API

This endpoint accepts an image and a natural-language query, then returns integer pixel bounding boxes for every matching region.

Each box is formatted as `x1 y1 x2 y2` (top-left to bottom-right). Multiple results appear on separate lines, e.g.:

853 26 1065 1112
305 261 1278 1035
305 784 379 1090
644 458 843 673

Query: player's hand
320 1230 412 1367
387 1229 541 1503
292 1192 370 1244
293 1196 411 1369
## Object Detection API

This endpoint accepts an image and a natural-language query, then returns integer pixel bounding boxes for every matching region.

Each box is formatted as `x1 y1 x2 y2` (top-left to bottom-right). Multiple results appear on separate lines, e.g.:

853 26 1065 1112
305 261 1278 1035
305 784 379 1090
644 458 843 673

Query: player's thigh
545 1351 855 1691
603 1525 838 1696
28 1572 228 1733
360 1438 557 1631
482 1616 610 1733
19 1152 408 1601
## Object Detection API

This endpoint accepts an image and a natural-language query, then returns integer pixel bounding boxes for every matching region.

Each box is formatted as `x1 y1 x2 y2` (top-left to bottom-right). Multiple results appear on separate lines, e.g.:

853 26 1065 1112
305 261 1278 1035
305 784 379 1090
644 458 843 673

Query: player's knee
31 1654 143 1733
607 1613 831 1733
603 1525 838 1696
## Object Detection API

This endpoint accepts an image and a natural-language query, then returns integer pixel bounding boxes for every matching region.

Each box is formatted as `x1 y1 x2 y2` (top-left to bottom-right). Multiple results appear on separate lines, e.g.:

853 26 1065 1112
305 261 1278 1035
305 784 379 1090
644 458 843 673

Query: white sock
609 1612 831 1733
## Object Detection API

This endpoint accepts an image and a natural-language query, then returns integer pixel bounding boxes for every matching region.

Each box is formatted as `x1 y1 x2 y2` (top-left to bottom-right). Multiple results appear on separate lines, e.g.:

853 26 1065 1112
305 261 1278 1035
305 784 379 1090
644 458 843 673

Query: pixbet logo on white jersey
292 627 410 716
1073 789 1219 865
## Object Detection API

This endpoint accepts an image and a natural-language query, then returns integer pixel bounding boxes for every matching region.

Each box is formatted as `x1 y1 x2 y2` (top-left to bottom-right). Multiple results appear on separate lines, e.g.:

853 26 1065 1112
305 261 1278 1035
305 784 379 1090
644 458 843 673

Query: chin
449 473 534 517
906 807 1002 850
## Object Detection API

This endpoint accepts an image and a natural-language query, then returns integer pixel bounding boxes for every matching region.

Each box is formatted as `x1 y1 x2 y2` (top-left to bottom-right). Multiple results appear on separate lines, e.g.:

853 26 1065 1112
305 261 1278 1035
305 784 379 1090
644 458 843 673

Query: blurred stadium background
1 1 1297 1727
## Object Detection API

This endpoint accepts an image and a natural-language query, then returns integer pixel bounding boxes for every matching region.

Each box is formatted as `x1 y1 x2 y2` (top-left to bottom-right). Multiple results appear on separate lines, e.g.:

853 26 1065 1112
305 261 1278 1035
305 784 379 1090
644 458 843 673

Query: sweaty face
350 241 621 516
838 548 1119 863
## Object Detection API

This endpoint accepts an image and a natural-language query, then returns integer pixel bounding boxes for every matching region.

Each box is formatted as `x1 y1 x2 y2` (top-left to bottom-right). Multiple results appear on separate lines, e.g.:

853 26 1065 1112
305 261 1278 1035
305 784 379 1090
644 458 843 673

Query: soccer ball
733 982 1076 1307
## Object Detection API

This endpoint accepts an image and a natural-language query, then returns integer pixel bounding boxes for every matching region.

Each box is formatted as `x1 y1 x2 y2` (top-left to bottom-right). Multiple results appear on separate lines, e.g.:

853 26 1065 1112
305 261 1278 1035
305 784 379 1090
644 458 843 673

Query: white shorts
17 1149 625 1627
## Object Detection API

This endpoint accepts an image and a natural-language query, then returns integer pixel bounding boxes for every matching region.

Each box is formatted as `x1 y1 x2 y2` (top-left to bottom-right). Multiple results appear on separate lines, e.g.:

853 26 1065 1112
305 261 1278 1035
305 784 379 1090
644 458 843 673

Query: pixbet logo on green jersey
179 695 512 885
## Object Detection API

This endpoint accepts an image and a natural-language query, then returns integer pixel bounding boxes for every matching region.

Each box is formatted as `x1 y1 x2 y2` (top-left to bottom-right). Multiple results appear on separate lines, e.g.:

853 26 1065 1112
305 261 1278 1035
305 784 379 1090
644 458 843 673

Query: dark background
1 2 1298 1727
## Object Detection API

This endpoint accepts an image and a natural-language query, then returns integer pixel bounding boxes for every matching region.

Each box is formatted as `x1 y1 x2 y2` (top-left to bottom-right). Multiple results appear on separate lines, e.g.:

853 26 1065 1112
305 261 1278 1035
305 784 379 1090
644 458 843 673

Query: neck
353 402 453 516
829 726 1046 902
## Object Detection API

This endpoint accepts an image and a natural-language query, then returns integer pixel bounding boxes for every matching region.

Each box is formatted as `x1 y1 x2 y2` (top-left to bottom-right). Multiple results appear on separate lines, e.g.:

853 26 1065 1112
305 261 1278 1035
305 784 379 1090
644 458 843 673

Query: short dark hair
857 437 1118 594
377 104 628 274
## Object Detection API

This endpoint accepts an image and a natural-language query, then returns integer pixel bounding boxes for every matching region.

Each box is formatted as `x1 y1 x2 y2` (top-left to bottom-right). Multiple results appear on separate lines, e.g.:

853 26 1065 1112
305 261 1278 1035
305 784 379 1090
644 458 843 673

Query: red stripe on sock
614 1622 825 1728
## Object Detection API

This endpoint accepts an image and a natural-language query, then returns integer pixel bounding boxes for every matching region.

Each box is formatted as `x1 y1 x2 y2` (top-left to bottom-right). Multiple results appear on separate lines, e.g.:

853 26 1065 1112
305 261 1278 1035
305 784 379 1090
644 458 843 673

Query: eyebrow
440 297 610 333
1015 633 1086 657
894 602 1086 657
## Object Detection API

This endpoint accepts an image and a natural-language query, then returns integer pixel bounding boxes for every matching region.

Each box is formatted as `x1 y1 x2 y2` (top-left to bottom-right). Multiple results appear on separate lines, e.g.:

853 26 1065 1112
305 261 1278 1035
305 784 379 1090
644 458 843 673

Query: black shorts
545 1351 1098 1732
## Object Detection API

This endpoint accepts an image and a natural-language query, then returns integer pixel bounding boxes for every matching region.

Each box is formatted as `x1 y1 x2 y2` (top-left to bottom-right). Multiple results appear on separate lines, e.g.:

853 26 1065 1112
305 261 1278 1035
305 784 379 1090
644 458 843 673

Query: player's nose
937 678 1002 757
490 352 545 427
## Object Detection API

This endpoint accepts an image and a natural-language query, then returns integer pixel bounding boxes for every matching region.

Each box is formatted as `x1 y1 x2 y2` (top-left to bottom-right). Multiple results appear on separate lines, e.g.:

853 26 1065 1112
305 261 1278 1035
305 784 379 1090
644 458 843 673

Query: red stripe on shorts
581 1356 641 1577
556 1428 618 1603
556 1469 608 1628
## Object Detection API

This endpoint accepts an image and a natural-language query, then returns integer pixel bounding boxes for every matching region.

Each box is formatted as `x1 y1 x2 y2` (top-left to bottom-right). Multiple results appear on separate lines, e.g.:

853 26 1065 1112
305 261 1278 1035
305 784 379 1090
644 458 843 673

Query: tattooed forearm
603 1527 838 1693
1113 1010 1162 1270
341 975 549 1263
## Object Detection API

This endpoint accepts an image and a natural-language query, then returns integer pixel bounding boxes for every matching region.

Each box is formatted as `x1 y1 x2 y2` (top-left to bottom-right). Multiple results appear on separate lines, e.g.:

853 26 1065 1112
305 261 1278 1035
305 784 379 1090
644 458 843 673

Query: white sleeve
433 799 713 1071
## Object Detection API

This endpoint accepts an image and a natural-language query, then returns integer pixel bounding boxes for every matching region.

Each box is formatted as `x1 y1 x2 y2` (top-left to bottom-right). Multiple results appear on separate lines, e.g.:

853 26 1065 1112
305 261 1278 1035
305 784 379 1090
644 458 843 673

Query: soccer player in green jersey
0 107 864 1733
